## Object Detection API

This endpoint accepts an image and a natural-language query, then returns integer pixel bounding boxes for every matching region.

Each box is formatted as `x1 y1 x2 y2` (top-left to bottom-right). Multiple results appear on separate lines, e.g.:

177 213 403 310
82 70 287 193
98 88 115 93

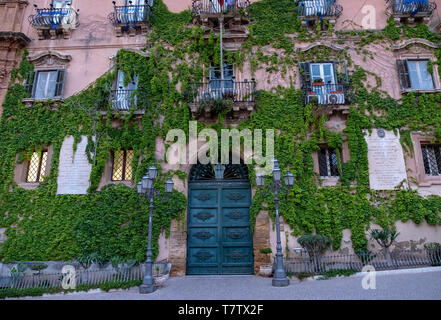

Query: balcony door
124 0 147 22
209 64 234 100
113 70 138 110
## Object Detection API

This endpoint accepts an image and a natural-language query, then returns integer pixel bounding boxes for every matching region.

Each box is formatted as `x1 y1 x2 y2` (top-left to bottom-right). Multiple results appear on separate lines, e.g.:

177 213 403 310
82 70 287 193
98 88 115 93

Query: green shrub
297 234 330 259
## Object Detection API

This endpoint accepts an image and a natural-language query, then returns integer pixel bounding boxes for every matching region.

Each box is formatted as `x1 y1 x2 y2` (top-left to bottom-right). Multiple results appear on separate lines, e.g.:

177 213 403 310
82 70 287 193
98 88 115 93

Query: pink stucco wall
23 0 147 98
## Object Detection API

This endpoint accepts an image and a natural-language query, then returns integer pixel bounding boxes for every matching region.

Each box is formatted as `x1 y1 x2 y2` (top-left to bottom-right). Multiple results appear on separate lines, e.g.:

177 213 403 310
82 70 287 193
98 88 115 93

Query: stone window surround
408 132 441 187
13 145 54 190
97 149 141 191
312 140 350 187
393 39 441 94
22 51 72 106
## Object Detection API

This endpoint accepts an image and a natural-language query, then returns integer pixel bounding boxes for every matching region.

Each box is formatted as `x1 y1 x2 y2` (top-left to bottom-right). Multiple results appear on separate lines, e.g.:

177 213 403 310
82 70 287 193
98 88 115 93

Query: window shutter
55 69 66 97
25 71 37 97
318 149 328 176
396 59 411 90
298 62 311 88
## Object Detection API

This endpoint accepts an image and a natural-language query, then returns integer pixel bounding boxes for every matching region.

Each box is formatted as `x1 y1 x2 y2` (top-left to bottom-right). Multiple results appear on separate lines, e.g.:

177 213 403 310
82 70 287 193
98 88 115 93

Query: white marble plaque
365 129 407 190
57 136 92 194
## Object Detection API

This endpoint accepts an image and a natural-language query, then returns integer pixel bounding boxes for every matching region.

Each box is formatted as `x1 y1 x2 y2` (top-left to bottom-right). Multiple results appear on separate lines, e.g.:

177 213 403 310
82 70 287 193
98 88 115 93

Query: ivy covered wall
0 0 440 264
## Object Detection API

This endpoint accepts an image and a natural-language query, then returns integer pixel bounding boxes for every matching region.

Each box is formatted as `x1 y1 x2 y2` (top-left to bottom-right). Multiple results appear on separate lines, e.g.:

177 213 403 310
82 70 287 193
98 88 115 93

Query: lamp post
137 165 174 294
255 158 294 287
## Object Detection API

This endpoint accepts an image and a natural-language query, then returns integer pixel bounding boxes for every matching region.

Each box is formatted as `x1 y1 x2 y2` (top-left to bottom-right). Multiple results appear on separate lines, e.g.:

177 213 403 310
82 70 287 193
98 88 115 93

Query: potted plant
312 78 324 86
370 227 399 267
153 262 172 288
29 262 48 286
259 248 273 277
424 242 441 266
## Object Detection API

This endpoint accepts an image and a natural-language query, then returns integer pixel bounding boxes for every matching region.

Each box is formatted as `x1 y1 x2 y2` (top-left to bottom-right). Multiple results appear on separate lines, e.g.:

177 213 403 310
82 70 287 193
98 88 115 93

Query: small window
318 147 340 177
52 0 72 8
26 69 66 99
26 150 48 183
421 144 441 176
397 59 435 91
112 150 134 181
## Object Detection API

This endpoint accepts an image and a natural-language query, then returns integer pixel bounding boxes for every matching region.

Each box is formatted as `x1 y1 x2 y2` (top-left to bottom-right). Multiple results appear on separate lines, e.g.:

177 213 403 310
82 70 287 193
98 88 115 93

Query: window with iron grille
421 144 441 176
318 147 340 177
25 69 66 99
26 150 48 183
112 150 134 181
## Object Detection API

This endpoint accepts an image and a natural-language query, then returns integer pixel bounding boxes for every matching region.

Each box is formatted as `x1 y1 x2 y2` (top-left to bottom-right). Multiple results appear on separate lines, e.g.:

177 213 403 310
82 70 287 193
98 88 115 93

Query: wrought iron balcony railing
303 83 352 106
28 7 79 30
192 0 250 16
188 80 256 104
108 4 153 26
297 0 343 18
110 89 138 111
386 0 437 16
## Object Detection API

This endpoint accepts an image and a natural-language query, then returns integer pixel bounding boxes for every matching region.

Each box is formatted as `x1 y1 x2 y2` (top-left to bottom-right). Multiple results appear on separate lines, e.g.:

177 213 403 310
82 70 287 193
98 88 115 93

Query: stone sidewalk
7 267 441 300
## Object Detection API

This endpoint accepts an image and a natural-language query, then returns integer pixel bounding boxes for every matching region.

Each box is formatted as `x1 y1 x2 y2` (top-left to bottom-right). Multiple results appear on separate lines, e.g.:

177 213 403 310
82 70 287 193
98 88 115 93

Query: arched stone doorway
186 162 254 275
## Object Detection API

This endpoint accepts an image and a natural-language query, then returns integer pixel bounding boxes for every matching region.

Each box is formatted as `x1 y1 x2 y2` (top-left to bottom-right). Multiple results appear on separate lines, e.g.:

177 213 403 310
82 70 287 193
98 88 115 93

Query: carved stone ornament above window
392 38 440 54
296 41 344 53
27 51 72 69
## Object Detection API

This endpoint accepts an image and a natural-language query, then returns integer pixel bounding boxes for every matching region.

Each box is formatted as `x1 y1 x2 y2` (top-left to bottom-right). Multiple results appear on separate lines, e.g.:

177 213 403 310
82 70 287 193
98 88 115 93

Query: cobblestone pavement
7 268 441 300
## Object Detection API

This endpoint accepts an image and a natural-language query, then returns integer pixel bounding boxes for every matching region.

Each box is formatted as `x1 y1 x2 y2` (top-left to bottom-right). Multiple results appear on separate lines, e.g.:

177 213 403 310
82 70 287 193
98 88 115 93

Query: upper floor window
29 0 78 40
111 70 138 110
299 61 350 106
25 69 66 99
318 147 340 177
27 150 48 183
297 0 343 28
421 144 441 176
112 149 134 181
52 0 72 8
397 59 435 91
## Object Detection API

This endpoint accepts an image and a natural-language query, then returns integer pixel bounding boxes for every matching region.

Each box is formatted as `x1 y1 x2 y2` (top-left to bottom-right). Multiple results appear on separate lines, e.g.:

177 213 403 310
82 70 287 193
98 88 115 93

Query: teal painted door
187 181 253 275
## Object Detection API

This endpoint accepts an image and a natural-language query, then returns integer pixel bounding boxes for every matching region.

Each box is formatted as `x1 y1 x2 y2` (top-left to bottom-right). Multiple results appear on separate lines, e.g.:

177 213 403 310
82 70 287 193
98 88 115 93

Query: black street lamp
255 158 294 287
137 165 174 294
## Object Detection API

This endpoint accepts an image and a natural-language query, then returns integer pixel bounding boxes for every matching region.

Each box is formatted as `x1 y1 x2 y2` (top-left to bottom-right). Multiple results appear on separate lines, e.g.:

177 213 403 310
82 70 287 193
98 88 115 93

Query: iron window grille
421 144 441 176
26 150 48 183
318 147 340 177
25 69 66 99
112 150 134 181
297 0 343 18
396 59 436 91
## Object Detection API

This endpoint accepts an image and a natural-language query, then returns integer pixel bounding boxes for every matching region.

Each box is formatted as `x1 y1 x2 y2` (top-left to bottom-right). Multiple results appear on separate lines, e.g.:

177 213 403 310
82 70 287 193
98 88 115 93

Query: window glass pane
311 64 321 80
117 70 125 89
112 150 125 181
125 150 134 180
47 71 58 98
27 152 40 182
323 64 334 84
35 72 49 99
418 61 434 90
421 144 441 176
39 151 48 182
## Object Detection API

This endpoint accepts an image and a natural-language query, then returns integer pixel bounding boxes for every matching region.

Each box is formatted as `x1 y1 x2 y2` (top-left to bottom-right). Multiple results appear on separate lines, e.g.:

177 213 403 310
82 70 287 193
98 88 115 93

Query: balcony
187 79 256 119
28 7 79 40
108 3 153 36
192 0 250 42
297 0 343 27
386 0 437 24
303 83 353 109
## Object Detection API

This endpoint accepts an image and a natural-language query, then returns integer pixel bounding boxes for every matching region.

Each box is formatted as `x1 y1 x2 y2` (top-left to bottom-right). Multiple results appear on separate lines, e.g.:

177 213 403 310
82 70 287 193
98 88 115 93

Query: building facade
0 0 441 276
